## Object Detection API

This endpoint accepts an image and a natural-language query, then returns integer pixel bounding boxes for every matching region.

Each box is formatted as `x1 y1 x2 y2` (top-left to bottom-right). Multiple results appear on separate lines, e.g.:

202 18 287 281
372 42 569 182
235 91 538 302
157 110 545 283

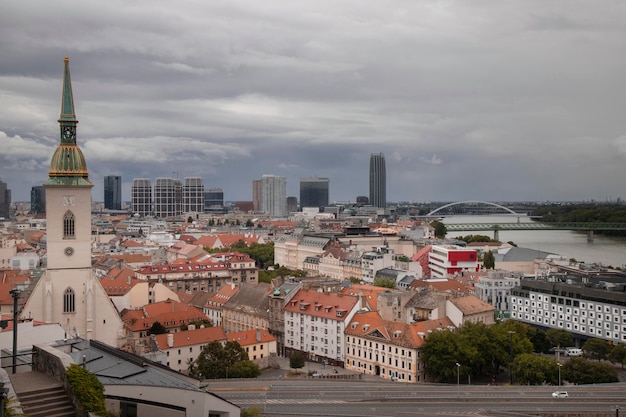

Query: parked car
552 391 569 398
548 347 567 354
311 371 323 377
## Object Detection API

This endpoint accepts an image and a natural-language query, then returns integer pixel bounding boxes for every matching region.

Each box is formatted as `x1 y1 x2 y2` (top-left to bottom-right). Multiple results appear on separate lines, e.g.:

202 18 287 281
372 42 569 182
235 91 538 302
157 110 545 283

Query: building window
63 211 75 239
63 287 75 313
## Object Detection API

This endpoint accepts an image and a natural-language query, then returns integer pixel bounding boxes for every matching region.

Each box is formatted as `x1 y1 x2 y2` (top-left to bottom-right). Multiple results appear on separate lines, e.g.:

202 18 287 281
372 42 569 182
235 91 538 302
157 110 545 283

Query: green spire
46 57 92 186
59 56 77 123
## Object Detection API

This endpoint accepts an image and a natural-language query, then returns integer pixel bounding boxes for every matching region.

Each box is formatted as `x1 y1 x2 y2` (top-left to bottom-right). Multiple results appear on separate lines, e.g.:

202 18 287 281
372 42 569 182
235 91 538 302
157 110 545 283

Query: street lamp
557 363 562 388
455 362 460 391
508 331 515 385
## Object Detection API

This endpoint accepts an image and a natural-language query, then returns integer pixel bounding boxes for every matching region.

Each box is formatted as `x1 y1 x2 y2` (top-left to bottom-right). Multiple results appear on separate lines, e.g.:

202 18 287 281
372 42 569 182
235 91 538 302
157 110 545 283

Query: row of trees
421 321 622 385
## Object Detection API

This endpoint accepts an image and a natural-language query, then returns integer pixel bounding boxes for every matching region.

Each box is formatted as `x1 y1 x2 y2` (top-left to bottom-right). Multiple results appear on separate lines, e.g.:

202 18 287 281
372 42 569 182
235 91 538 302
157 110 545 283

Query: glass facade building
104 175 122 210
369 153 386 208
299 177 329 210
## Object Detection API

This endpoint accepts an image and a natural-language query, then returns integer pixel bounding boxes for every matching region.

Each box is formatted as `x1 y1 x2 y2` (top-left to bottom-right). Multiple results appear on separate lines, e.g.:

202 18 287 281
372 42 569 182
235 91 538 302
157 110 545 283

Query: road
209 379 626 417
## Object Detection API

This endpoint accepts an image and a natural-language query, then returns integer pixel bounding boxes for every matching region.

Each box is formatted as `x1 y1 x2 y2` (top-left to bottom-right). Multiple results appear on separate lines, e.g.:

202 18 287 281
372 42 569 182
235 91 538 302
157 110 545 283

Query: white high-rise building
183 177 204 214
260 175 287 217
131 178 152 216
154 177 182 218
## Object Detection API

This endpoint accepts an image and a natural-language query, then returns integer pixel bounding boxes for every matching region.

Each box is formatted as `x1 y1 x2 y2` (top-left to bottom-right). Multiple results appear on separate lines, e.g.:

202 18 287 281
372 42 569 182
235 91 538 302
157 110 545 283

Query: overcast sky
1 1 626 204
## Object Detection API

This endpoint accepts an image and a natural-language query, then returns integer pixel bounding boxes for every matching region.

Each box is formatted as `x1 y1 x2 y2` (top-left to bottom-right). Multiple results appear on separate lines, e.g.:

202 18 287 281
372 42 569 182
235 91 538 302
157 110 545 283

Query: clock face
63 195 75 206
64 247 74 256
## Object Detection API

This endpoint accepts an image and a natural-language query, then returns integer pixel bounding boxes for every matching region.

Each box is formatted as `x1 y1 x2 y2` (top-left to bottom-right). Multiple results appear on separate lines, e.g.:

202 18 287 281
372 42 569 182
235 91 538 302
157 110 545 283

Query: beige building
23 58 124 347
226 328 277 368
445 295 496 328
345 311 456 383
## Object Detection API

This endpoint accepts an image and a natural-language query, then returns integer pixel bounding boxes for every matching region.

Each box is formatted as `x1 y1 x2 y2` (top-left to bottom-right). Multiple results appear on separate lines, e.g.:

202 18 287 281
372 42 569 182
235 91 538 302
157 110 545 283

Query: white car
552 391 569 398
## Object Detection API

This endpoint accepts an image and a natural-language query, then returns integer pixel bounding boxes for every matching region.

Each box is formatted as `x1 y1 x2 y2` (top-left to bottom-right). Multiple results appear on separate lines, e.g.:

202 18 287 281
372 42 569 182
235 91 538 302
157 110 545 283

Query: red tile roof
121 300 208 332
226 328 276 346
284 289 359 322
153 326 226 349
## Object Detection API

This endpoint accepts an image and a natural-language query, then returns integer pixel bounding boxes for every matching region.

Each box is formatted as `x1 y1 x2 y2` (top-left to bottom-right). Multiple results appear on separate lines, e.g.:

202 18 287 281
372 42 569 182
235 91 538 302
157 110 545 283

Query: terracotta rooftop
153 326 226 350
225 328 276 346
449 295 495 315
284 289 359 322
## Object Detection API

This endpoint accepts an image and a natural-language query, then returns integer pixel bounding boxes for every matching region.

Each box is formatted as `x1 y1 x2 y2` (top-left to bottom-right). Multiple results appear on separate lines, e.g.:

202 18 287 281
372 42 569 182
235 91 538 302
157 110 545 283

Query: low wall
32 344 93 417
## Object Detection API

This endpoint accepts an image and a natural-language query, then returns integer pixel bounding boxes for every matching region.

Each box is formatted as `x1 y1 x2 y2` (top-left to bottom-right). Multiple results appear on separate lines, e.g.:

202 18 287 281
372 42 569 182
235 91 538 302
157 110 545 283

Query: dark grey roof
68 340 202 391
223 283 271 317
494 246 554 262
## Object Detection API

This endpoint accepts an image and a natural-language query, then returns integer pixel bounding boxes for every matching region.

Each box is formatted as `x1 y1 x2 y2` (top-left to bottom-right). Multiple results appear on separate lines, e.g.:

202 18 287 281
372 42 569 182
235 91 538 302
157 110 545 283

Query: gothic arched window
63 287 75 313
63 211 75 239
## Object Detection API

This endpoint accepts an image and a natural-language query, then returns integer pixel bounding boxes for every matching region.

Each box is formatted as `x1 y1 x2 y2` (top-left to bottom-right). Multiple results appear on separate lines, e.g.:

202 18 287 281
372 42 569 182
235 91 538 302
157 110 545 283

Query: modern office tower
204 188 224 210
182 177 204 213
286 196 298 213
252 179 262 212
30 185 46 214
299 177 329 210
154 177 182 218
104 175 122 210
131 178 152 217
260 174 287 217
0 179 10 219
369 153 386 208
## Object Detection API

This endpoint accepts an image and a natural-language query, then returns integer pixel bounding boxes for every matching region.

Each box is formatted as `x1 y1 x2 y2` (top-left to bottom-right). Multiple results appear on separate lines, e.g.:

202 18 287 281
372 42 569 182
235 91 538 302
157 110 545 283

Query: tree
483 250 495 270
147 321 167 335
512 354 559 385
562 357 618 384
545 329 573 358
373 277 396 289
187 216 193 223
245 219 254 227
241 406 264 417
194 340 260 379
608 344 626 369
582 338 611 361
289 351 305 373
431 221 447 238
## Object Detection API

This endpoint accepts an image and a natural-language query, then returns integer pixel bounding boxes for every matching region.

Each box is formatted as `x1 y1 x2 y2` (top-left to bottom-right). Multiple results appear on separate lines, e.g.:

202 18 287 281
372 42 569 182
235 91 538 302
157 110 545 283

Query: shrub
65 364 108 417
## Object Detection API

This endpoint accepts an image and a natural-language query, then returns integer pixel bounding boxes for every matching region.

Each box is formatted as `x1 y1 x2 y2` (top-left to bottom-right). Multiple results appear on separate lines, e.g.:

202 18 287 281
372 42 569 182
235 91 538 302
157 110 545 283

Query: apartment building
284 289 362 367
135 262 231 293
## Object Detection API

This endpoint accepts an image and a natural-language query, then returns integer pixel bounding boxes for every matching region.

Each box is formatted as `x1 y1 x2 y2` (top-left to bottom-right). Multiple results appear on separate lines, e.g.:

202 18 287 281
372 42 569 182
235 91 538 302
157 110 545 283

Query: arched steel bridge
427 201 626 241
426 200 521 216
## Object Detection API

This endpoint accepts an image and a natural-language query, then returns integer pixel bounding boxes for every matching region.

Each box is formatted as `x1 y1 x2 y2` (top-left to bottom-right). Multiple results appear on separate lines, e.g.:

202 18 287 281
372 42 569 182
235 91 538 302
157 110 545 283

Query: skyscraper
369 153 386 208
299 177 329 210
260 174 287 217
0 178 11 219
30 185 46 214
252 179 261 212
131 178 152 217
104 175 122 210
154 177 182 218
182 177 204 213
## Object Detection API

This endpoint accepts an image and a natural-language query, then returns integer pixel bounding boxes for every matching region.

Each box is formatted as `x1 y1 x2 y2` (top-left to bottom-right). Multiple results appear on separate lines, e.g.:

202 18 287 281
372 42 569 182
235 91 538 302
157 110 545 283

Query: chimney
167 333 174 348
256 327 261 342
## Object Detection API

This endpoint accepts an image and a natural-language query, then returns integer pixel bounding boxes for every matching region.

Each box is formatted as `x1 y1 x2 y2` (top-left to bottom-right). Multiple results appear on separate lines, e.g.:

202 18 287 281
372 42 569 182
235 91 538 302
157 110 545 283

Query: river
441 215 626 268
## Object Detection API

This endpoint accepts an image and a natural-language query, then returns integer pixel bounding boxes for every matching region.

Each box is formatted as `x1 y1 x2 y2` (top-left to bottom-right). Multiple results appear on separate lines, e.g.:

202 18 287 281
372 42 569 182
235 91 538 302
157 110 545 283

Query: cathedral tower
23 58 124 346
